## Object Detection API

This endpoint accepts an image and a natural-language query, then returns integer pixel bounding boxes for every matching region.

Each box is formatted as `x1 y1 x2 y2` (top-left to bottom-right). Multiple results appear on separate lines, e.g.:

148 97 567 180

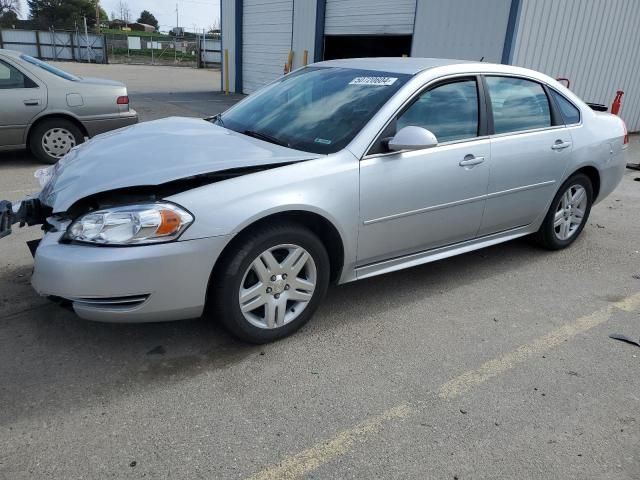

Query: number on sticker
349 77 398 86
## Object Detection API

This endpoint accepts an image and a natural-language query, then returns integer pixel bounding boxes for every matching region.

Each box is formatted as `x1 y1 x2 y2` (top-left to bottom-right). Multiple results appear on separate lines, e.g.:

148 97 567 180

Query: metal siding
411 0 512 63
221 0 236 92
242 0 293 94
292 0 317 68
512 0 640 131
325 0 416 35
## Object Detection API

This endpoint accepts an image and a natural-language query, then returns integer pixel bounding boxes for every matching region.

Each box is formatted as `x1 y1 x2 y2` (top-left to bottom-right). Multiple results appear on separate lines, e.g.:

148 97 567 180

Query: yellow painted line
439 292 640 399
248 404 414 480
248 292 640 480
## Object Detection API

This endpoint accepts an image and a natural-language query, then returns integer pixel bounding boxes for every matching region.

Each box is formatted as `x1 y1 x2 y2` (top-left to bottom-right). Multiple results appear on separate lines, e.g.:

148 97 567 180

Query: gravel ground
1 63 640 480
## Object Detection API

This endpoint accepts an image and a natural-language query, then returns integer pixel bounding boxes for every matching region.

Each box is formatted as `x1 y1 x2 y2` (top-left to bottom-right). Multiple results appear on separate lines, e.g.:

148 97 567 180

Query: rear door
478 75 572 235
0 58 46 147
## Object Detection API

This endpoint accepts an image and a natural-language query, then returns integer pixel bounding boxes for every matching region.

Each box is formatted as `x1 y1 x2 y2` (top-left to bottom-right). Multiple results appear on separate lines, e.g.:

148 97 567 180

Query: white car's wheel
210 223 330 343
535 173 593 250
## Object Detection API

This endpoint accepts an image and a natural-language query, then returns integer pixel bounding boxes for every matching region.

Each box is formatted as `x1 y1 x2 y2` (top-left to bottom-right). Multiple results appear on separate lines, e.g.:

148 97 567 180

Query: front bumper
31 230 231 322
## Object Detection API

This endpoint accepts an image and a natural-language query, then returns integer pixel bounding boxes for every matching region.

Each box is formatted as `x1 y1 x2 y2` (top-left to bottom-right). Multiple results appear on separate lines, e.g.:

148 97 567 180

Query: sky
18 0 220 33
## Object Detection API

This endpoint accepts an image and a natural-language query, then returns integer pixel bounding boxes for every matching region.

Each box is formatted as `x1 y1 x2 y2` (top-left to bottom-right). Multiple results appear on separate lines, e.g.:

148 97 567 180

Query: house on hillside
130 23 156 32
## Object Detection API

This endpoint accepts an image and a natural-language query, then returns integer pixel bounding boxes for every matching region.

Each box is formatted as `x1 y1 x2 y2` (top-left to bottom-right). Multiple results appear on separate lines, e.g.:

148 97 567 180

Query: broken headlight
65 202 193 245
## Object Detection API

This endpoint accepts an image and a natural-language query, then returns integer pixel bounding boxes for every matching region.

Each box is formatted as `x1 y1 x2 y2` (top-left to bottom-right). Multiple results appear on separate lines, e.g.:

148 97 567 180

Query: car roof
313 57 475 75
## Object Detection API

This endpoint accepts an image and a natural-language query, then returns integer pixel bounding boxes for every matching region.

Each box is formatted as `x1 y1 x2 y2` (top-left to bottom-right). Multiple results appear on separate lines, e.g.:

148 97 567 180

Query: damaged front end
0 196 51 235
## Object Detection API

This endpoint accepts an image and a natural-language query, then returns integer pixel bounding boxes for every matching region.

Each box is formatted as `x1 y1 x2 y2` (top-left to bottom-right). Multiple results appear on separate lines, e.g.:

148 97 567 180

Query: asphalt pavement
1 63 640 479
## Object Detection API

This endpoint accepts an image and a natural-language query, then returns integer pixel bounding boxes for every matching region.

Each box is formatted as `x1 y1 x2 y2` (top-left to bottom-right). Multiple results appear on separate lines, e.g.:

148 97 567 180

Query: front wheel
534 173 593 250
209 223 330 343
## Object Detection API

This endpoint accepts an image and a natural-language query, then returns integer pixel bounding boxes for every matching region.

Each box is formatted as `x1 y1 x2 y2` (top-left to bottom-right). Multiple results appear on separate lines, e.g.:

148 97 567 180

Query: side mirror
387 126 438 152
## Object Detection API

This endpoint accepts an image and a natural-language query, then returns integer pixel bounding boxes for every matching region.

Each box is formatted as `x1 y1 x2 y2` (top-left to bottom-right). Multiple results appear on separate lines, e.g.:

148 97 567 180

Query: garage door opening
323 35 412 60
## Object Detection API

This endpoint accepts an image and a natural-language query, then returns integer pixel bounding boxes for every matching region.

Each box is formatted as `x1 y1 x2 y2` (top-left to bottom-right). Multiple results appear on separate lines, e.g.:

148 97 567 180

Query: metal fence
105 33 220 68
0 29 107 63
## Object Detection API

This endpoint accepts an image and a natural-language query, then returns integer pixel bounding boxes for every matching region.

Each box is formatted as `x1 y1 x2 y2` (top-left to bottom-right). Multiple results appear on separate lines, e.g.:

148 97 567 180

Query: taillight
117 96 129 105
623 120 629 145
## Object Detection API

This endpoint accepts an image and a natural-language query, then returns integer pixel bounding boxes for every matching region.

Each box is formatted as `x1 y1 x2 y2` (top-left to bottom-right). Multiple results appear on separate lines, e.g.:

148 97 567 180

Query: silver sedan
0 48 138 163
1 58 628 343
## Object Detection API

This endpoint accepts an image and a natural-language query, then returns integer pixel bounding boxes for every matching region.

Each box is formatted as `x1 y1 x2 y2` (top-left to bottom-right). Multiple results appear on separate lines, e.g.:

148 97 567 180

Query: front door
478 75 572 235
358 77 490 266
0 58 46 147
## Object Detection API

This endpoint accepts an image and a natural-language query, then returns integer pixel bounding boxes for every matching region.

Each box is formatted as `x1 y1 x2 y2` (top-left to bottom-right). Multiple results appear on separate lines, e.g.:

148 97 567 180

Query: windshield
20 55 80 81
218 67 411 154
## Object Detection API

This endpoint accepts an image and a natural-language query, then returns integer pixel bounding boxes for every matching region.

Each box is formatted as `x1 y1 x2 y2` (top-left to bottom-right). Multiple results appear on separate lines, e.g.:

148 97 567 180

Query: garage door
242 0 293 94
325 0 416 35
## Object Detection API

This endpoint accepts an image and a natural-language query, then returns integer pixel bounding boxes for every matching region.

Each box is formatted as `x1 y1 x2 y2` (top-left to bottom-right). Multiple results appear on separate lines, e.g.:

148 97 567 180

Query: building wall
292 0 317 69
511 0 640 131
242 0 294 94
411 0 512 63
324 0 416 35
221 0 236 92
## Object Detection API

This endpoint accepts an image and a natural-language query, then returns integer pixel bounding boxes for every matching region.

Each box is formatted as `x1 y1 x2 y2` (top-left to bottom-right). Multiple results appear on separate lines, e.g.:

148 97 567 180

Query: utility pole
176 3 179 31
83 16 91 63
96 0 100 32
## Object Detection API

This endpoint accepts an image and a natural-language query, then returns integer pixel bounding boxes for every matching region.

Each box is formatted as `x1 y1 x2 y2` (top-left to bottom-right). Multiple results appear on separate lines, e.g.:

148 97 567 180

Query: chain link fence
104 33 220 68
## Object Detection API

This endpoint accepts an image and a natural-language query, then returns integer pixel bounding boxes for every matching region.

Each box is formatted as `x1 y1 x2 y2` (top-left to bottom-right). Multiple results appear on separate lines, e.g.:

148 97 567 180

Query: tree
0 0 19 15
28 0 100 30
137 10 158 29
0 0 19 28
117 0 130 23
0 9 18 28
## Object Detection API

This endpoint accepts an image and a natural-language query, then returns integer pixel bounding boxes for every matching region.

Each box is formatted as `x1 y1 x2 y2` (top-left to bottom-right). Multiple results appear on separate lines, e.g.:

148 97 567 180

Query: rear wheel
209 223 330 343
29 118 84 164
534 173 593 250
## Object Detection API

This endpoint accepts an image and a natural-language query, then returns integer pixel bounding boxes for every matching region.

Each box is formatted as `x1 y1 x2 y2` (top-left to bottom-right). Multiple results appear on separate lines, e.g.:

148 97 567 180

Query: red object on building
611 90 624 115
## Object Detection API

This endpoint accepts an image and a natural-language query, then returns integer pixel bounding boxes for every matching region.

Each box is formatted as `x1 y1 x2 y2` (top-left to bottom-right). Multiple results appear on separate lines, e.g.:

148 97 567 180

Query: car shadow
0 233 563 426
0 149 43 168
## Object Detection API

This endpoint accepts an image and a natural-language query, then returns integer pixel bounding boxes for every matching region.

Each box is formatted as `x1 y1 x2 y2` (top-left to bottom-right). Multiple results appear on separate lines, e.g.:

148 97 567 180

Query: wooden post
303 49 308 66
224 48 229 95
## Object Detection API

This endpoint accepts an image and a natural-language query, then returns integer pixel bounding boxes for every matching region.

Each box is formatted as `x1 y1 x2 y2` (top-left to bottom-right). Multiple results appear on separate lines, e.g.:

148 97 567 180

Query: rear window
485 76 551 134
550 90 581 124
20 55 80 81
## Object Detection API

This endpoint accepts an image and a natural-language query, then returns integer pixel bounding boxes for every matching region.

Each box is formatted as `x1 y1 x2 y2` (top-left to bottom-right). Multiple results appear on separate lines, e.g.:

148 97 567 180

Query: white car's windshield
218 67 411 154
20 54 81 82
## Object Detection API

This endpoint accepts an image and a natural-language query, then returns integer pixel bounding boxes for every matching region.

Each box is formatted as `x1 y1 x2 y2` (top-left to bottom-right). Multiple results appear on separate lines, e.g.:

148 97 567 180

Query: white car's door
358 77 490 266
0 58 46 147
478 75 573 235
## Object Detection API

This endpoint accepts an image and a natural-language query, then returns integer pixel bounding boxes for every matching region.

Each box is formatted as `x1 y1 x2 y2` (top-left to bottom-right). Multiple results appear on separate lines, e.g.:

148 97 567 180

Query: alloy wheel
554 184 587 241
239 244 317 329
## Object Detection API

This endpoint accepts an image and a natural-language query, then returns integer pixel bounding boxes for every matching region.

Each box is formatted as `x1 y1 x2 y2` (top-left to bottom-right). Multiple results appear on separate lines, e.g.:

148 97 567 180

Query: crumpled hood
41 117 318 212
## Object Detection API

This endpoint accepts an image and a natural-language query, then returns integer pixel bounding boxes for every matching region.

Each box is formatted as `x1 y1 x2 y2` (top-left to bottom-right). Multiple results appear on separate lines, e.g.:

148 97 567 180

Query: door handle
23 99 41 106
551 140 572 150
459 155 485 167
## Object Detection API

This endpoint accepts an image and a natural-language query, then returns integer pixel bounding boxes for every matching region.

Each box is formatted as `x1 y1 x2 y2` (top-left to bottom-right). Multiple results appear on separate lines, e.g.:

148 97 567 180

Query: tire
29 118 85 164
209 222 330 344
533 173 593 250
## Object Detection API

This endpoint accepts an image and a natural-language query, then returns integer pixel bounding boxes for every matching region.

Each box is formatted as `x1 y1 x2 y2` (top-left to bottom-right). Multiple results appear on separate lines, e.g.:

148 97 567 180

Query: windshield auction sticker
349 77 398 86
